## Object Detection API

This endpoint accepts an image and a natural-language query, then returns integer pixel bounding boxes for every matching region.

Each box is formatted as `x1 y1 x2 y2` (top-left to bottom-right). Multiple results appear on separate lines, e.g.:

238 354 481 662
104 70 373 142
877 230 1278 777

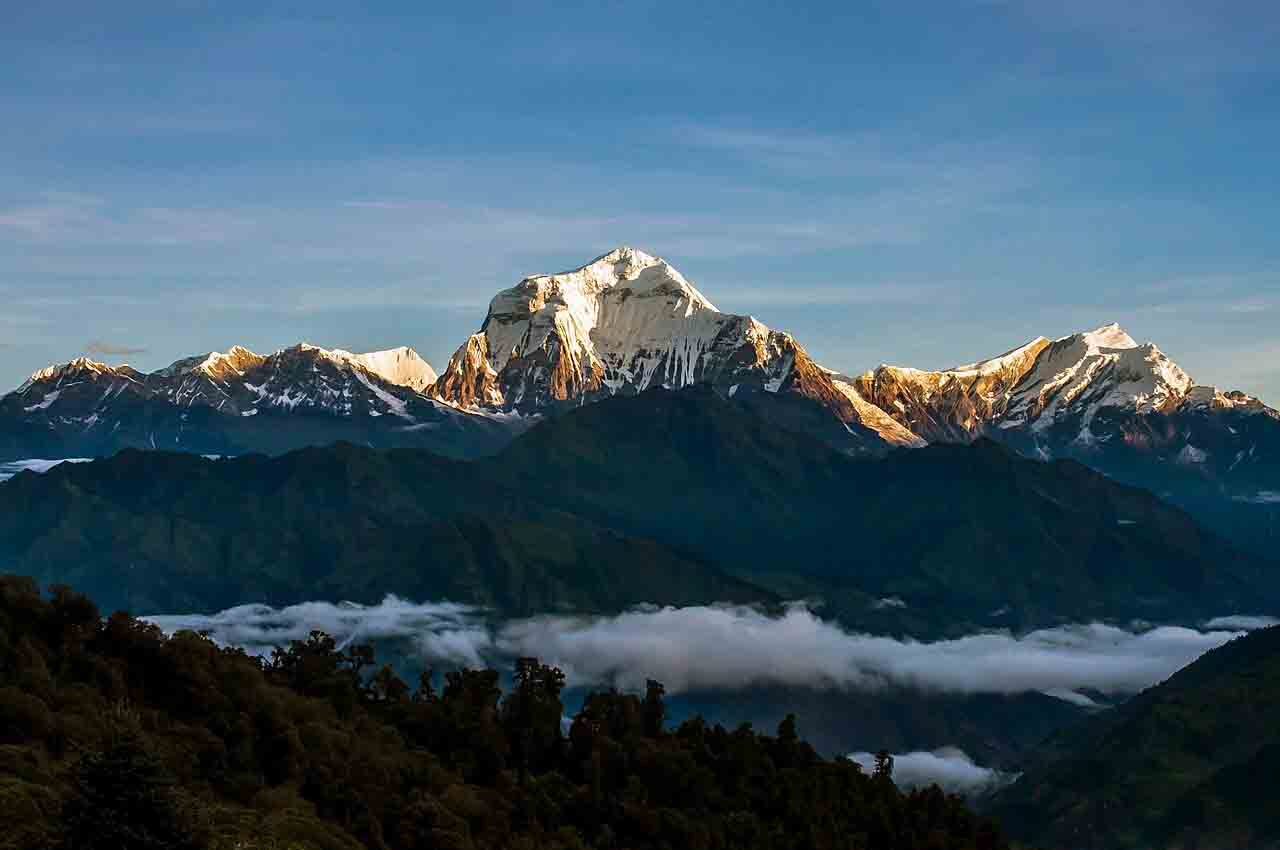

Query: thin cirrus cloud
85 340 148 358
144 599 1270 705
0 192 255 247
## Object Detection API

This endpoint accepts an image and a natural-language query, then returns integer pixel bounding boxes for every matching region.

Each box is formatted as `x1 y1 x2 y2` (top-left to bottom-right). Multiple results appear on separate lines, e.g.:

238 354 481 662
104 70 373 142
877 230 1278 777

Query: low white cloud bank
147 600 1274 704
146 597 493 669
847 748 1017 795
1203 615 1280 631
496 605 1248 700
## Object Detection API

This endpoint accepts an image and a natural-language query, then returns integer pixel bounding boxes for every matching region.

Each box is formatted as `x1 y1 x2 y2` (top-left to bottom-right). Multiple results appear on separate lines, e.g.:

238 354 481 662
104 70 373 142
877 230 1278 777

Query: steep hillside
991 625 1280 850
0 443 771 617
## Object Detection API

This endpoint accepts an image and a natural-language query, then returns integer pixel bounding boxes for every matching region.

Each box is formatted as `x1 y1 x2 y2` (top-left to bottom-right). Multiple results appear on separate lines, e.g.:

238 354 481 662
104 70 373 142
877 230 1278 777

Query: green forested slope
0 575 1008 850
990 625 1280 850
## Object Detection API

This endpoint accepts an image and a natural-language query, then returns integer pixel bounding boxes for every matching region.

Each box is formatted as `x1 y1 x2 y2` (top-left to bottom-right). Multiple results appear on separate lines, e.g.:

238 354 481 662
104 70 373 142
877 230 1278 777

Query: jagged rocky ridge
852 323 1279 514
0 343 509 460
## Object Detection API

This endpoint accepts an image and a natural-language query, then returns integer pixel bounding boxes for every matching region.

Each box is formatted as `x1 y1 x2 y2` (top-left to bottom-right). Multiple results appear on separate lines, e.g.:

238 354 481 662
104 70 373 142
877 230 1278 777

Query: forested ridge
2 387 1271 638
990 624 1280 850
0 575 1008 849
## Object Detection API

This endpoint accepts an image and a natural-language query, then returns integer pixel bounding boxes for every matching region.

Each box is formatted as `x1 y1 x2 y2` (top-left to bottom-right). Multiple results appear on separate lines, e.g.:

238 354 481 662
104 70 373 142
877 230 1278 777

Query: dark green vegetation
0 576 1009 850
665 688 1086 767
990 625 1280 850
0 438 773 618
0 387 1271 635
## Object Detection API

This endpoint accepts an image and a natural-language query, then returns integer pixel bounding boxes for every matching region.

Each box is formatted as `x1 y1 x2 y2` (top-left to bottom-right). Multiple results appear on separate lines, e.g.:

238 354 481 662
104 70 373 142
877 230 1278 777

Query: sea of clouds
145 599 1277 705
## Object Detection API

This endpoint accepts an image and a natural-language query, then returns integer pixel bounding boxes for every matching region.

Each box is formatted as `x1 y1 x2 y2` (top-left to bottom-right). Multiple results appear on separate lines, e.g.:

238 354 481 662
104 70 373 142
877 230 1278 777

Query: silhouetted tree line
0 575 1008 849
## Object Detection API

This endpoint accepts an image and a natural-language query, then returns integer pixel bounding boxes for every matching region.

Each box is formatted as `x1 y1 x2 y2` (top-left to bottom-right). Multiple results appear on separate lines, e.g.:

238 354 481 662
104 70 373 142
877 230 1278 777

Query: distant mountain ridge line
13 246 1273 426
3 246 1277 513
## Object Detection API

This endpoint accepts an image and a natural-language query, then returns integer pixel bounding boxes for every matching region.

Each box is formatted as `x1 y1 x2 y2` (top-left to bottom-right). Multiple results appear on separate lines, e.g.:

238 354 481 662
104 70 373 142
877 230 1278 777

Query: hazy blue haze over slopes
2 2 1278 401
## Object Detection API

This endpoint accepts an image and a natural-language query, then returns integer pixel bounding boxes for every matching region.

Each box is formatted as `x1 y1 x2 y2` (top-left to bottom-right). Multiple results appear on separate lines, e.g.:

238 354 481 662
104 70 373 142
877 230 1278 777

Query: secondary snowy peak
431 246 860 424
347 347 438 392
850 320 1280 484
11 341 446 424
21 357 141 389
157 346 267 382
1003 324 1194 431
1184 386 1277 416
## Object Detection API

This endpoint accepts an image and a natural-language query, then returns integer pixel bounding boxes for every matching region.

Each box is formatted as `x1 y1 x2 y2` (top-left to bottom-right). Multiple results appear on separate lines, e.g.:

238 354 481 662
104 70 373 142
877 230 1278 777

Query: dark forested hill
493 387 1276 632
0 443 771 617
990 625 1280 850
0 387 1272 633
0 575 1011 850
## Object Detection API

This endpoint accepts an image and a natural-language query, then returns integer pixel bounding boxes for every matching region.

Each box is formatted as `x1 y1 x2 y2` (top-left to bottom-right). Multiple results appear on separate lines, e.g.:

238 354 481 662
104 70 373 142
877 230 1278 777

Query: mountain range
1 386 1271 637
3 246 1277 554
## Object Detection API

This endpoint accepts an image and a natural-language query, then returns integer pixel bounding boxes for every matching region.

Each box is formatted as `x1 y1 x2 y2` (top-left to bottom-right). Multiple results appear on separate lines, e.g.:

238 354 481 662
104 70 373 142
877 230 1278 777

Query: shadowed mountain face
990 625 1280 850
0 439 772 618
0 344 513 462
0 387 1271 635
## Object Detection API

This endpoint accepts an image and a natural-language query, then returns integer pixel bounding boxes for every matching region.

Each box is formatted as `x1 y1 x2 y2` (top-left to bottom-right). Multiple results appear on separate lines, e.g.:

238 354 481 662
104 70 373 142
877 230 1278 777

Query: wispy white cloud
722 282 946 308
0 192 256 246
679 123 1035 191
847 747 1018 796
85 339 148 357
1005 0 1280 87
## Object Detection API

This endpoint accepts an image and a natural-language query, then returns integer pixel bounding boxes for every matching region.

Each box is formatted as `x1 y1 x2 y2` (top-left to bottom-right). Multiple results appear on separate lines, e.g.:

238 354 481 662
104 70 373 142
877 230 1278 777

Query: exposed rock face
850 336 1051 444
430 246 902 448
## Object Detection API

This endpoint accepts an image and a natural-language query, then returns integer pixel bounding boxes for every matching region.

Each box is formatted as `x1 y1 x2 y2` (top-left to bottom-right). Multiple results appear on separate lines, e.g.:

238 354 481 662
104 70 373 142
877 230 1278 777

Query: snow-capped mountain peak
430 247 880 441
1004 324 1193 431
334 346 438 392
1077 322 1138 351
194 346 267 380
14 340 444 423
25 356 120 385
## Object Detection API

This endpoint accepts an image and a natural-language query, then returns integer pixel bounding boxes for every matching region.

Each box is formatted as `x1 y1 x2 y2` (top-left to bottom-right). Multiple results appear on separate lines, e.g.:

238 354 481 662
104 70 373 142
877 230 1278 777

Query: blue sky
2 1 1278 400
